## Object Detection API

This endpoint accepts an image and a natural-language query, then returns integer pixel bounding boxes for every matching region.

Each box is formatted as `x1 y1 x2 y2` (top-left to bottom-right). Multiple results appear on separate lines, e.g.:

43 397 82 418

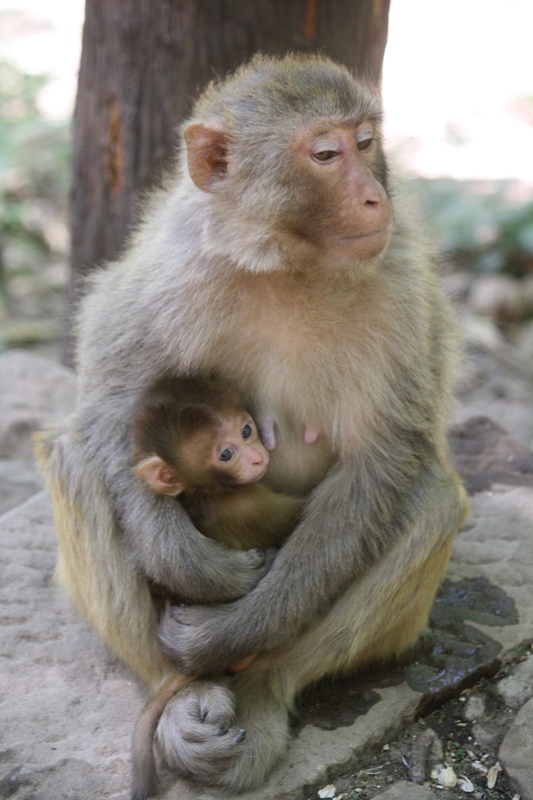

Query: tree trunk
65 0 390 362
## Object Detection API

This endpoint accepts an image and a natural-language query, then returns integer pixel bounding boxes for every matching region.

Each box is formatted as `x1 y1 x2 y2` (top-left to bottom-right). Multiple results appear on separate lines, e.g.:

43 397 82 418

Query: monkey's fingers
262 547 278 569
227 547 276 596
182 720 247 748
227 653 258 673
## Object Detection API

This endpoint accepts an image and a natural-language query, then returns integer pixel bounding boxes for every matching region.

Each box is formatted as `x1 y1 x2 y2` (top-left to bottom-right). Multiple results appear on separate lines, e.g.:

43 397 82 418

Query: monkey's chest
213 303 345 405
196 297 374 493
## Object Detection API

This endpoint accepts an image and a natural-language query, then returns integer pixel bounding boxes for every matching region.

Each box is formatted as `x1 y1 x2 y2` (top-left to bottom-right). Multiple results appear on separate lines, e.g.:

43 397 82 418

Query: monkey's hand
158 550 277 672
149 542 276 606
158 602 244 674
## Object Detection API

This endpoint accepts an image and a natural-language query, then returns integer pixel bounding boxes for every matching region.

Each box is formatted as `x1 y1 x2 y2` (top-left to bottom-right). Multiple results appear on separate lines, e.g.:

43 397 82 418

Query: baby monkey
131 375 304 550
130 376 304 800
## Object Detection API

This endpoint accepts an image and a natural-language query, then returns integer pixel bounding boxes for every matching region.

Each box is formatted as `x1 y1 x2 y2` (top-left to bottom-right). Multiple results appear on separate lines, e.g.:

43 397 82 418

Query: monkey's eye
356 131 374 151
312 150 338 163
242 423 253 439
219 448 234 463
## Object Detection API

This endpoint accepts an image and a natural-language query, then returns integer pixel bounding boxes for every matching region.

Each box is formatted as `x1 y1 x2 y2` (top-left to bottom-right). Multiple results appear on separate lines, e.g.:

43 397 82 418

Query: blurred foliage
410 177 533 276
0 58 69 349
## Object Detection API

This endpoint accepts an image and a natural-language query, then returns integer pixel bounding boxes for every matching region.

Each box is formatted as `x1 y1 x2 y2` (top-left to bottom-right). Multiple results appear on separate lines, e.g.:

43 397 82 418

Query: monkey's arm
39 412 275 618
110 465 274 605
158 434 468 673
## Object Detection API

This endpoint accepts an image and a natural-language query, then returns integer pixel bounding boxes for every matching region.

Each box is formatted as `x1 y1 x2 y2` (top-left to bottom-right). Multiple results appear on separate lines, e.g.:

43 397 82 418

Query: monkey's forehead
190 54 382 131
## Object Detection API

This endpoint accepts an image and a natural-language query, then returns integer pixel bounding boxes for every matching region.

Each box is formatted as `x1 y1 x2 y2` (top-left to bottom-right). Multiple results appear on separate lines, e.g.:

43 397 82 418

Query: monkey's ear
137 456 184 496
184 123 228 192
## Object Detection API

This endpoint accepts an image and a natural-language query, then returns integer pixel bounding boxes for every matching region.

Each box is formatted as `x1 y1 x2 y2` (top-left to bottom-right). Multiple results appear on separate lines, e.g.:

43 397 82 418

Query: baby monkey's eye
219 448 234 463
242 423 253 439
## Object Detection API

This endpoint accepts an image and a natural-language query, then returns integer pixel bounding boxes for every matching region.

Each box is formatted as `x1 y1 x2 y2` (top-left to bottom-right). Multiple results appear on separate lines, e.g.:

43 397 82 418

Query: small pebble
435 766 458 788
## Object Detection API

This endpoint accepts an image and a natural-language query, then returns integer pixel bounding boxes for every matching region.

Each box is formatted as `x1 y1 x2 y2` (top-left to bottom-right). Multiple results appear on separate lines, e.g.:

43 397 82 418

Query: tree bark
65 0 390 362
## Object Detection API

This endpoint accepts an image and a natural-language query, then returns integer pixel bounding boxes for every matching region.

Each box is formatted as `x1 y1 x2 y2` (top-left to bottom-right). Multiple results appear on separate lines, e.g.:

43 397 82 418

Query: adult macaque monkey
37 54 468 793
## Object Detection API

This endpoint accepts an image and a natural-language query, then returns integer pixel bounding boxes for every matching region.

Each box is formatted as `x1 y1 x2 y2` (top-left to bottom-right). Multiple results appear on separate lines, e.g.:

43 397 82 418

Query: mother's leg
156 487 466 792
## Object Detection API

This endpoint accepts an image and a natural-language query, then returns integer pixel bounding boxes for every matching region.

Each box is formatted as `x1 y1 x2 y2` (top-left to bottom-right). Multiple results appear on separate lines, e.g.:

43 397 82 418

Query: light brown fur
36 54 468 793
182 482 303 550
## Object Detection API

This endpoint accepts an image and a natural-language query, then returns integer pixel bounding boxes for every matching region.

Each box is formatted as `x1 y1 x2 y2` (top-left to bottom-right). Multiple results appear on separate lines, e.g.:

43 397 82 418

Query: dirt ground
306 647 531 800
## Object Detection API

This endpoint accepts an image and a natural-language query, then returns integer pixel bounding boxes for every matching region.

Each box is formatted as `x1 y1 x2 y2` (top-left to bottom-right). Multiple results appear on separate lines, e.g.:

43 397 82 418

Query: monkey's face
207 415 270 487
184 117 392 272
284 121 392 263
184 56 394 273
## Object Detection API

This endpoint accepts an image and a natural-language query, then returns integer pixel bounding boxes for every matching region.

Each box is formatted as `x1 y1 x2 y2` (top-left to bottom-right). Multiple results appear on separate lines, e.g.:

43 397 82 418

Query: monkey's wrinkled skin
36 54 469 796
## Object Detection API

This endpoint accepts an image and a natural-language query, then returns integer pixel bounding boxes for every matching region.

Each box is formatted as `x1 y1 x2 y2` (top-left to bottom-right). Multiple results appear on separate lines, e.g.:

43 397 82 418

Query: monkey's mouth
340 225 390 242
248 465 269 483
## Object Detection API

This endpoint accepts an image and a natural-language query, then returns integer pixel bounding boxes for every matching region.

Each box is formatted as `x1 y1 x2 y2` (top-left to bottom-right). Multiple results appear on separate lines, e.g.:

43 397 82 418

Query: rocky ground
1 323 533 800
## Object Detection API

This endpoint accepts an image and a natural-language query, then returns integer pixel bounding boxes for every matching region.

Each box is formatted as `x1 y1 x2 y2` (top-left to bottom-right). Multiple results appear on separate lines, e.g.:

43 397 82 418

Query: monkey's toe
156 679 252 785
156 674 290 792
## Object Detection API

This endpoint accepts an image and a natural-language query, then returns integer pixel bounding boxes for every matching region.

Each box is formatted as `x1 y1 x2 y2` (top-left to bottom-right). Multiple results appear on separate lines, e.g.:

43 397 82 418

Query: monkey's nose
252 449 269 467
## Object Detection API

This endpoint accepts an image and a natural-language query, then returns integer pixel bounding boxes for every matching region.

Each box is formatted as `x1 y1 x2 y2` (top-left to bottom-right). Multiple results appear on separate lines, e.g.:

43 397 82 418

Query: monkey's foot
156 675 289 792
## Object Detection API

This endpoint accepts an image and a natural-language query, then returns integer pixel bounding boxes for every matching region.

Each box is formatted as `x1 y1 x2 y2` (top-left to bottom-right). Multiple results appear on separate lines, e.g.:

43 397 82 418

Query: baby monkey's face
210 414 269 485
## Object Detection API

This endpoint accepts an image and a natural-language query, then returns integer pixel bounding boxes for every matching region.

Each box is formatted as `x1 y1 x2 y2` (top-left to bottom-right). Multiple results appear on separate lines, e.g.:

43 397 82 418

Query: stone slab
373 782 436 800
452 343 533 451
0 458 44 515
449 415 533 494
0 348 76 458
1 417 533 799
495 656 533 709
447 485 533 655
498 696 533 800
0 492 139 800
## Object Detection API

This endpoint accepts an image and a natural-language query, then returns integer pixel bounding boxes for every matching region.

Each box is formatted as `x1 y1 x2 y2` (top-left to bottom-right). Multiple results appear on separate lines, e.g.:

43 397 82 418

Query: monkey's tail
131 673 196 800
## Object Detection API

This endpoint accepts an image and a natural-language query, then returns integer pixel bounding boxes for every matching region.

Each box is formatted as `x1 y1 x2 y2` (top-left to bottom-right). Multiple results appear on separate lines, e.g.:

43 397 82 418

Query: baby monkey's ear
137 456 183 496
